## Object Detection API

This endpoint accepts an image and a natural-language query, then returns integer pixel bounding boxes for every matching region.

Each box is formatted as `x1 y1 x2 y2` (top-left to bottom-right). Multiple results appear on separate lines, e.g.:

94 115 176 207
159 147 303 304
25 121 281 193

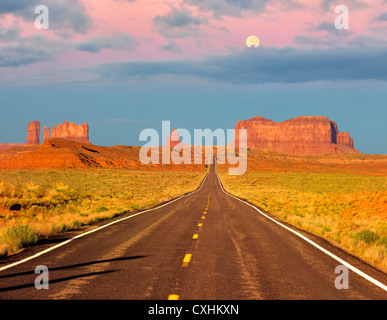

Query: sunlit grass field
0 169 206 258
219 171 387 271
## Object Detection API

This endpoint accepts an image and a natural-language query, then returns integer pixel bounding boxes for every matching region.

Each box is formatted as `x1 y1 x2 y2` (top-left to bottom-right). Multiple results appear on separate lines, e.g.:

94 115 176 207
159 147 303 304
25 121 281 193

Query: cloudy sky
0 0 386 153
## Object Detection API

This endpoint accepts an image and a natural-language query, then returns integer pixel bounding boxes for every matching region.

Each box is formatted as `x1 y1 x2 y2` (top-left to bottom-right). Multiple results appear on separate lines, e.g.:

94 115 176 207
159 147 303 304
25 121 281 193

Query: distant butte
26 121 40 145
0 120 90 151
233 115 360 155
43 121 90 144
165 128 184 148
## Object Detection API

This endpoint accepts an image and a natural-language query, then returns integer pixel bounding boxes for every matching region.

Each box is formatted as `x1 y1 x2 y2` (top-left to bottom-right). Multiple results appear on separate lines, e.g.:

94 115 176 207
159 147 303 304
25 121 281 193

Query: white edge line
215 173 387 292
0 171 209 273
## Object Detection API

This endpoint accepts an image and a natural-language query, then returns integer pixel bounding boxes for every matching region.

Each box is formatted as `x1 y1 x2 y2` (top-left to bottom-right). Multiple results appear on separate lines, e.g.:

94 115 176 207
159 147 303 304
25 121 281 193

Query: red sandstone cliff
44 121 89 144
165 128 183 148
43 126 50 143
26 121 40 145
233 116 359 155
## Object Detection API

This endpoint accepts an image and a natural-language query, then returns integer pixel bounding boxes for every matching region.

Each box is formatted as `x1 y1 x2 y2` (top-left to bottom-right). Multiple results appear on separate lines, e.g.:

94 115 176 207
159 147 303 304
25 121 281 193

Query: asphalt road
0 162 386 300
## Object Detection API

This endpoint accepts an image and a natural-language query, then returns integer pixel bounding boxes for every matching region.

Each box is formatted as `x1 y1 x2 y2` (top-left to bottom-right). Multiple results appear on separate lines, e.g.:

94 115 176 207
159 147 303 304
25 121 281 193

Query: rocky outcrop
26 121 40 145
165 128 183 147
44 121 90 143
1 120 91 151
43 126 50 143
233 116 359 155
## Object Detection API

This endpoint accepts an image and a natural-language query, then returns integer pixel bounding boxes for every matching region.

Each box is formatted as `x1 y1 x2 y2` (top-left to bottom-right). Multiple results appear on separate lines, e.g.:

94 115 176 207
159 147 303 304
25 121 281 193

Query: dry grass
0 169 206 257
218 163 387 271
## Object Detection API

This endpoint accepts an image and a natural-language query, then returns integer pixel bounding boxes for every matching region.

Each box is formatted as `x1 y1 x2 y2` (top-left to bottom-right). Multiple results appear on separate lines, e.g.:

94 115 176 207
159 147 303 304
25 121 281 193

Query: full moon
246 36 260 48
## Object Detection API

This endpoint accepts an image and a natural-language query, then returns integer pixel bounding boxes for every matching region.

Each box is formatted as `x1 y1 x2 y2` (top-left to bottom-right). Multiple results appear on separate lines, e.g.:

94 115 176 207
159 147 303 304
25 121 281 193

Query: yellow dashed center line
182 253 192 267
170 175 215 299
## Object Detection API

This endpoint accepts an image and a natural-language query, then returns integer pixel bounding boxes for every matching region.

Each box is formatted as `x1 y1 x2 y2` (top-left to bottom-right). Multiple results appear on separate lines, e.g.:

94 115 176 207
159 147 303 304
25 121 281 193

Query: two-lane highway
0 161 386 299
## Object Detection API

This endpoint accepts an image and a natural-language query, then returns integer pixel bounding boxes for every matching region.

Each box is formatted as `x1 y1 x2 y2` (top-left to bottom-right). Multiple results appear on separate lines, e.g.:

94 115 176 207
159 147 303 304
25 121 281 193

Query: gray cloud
314 21 338 32
159 39 183 53
45 0 91 34
0 0 39 13
184 0 270 18
320 0 335 11
95 46 387 84
294 31 353 47
294 18 355 47
76 32 138 53
320 0 366 11
0 25 71 67
347 35 387 47
0 0 91 35
0 26 20 41
375 12 387 22
0 34 64 67
154 6 207 27
153 6 207 39
0 26 138 67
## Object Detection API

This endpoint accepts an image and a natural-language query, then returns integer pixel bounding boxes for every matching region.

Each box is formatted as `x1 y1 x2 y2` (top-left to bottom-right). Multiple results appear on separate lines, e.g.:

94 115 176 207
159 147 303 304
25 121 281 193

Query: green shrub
71 220 83 229
0 225 38 252
355 229 380 244
376 237 387 248
56 223 69 233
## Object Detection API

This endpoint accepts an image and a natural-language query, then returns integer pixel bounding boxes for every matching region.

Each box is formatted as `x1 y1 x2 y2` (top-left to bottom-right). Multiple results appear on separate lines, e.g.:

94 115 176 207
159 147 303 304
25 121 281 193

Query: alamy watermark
34 265 49 289
335 5 349 30
138 121 247 175
34 5 49 30
335 265 349 289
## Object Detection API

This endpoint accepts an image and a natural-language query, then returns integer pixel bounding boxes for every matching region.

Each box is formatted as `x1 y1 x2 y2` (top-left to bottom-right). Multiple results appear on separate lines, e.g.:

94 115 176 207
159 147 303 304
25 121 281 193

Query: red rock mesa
26 121 40 145
233 116 359 155
43 121 90 144
43 125 50 143
166 128 183 148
